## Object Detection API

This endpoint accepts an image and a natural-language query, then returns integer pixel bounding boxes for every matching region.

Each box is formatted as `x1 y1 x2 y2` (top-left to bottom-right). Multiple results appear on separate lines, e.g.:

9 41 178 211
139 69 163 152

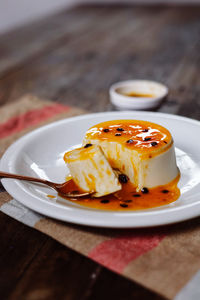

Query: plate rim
1 110 200 228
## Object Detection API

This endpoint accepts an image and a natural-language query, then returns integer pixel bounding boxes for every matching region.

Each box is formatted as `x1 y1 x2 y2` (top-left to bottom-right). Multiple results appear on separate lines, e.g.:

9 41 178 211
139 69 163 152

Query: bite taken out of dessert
62 120 180 211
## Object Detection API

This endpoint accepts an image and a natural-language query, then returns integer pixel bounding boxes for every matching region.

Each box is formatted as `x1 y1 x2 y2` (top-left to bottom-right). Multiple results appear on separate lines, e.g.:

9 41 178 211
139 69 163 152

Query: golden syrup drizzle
84 120 171 154
47 195 56 199
58 175 180 211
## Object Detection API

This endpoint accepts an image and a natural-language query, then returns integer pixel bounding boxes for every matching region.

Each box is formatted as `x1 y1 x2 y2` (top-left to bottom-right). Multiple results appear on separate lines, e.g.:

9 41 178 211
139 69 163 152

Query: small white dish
109 80 168 110
1 111 200 228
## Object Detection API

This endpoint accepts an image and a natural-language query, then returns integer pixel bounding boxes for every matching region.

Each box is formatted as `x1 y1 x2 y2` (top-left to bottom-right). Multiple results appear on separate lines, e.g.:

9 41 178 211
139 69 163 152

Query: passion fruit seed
84 143 92 148
100 199 110 204
142 129 149 132
144 137 151 141
103 128 109 132
162 189 169 194
141 187 149 194
118 174 129 184
117 128 124 131
151 142 158 146
126 139 134 144
115 133 121 136
133 194 141 197
120 203 128 208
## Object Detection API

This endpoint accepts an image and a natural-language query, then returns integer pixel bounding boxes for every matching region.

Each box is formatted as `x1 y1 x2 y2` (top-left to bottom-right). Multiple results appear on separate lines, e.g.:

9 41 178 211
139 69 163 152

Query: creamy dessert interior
64 144 121 197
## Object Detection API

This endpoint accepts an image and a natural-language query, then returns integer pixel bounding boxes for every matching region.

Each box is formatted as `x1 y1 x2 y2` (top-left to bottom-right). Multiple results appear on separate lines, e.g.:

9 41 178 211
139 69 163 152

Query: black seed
164 141 167 144
120 203 128 208
117 128 124 131
144 137 151 141
84 143 92 148
118 174 129 183
126 139 134 144
133 194 141 197
103 128 109 132
141 187 149 194
124 200 132 203
100 199 110 204
162 189 169 194
142 129 149 132
151 142 158 146
115 133 121 136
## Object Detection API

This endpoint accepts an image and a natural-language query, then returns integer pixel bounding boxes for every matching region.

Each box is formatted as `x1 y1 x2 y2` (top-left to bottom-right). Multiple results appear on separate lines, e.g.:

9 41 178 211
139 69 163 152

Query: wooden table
0 5 199 300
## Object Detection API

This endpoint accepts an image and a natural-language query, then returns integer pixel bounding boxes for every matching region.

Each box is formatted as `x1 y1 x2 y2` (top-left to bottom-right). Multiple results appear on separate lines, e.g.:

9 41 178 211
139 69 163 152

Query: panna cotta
83 120 179 191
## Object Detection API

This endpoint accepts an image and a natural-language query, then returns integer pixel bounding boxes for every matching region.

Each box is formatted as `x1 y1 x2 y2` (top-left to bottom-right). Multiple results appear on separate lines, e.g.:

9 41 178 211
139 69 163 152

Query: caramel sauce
124 92 155 98
84 120 171 155
58 175 180 211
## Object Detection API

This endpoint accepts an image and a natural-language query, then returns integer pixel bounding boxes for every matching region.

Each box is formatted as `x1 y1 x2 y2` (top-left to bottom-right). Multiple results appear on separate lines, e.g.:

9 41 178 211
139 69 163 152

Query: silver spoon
0 171 93 198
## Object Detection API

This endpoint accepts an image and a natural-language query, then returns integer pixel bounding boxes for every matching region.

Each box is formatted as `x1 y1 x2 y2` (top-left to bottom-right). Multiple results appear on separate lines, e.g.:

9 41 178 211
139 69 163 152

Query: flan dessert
83 120 179 191
62 119 180 211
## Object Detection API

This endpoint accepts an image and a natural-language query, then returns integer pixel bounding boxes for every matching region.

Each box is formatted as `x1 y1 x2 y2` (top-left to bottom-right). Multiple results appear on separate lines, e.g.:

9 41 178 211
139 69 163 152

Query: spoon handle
0 171 54 187
0 171 93 198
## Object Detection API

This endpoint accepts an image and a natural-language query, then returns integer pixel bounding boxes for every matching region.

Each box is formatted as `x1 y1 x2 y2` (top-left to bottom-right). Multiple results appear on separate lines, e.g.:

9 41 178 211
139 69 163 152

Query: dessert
64 144 121 197
83 120 179 191
62 119 180 211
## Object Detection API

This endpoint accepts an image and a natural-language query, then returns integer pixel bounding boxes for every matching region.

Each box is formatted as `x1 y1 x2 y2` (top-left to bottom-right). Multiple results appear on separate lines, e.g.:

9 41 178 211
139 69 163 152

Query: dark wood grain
0 4 199 300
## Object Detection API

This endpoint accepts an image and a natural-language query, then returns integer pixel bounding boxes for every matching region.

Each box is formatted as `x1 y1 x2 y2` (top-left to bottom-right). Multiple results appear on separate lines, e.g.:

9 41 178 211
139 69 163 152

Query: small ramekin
109 80 168 110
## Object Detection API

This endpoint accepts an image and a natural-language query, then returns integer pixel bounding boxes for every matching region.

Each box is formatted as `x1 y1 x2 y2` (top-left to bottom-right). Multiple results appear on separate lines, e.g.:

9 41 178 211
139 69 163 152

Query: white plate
1 111 200 228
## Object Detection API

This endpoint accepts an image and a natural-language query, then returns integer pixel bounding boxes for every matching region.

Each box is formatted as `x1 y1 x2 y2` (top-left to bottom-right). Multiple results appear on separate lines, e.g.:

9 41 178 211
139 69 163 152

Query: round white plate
1 111 200 228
